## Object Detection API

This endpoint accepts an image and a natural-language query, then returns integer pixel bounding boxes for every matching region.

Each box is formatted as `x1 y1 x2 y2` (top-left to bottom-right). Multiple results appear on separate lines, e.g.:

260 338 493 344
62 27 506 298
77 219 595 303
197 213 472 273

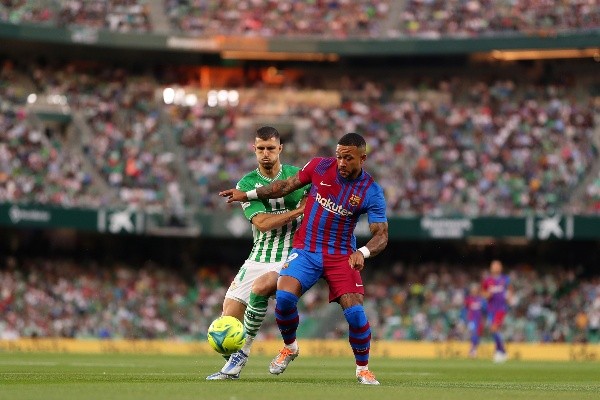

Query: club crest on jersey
349 194 361 207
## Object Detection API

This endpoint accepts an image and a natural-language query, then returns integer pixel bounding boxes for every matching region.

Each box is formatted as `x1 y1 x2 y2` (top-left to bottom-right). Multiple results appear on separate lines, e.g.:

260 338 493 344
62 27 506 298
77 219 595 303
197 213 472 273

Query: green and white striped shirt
237 164 307 263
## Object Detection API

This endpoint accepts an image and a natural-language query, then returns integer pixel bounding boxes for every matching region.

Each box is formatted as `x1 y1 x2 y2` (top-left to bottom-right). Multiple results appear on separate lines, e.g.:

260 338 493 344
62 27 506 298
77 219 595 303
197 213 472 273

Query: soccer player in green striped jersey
207 126 307 380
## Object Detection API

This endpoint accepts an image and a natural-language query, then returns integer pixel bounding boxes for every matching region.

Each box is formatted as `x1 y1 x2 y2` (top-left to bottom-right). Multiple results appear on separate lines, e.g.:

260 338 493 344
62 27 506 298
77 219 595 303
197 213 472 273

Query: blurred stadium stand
0 1 598 343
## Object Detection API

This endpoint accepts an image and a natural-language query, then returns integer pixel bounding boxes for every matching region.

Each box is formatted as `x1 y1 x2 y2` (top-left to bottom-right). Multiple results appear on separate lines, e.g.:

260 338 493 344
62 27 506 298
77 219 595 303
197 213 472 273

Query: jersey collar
256 165 282 182
337 168 364 183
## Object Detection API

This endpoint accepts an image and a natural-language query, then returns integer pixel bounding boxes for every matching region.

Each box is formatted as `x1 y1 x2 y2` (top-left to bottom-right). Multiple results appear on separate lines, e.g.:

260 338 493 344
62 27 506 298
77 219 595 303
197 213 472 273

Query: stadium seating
395 0 600 38
165 0 390 38
0 0 151 32
1 58 598 216
1 257 598 343
0 61 99 207
2 1 598 38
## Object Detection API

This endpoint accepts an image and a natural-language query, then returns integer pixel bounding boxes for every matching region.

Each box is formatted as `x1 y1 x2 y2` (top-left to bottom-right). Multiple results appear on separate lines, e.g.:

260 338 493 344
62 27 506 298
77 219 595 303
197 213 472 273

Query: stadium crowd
1 58 598 216
0 61 99 207
0 0 151 32
165 0 390 38
396 0 600 38
24 61 184 212
164 72 599 215
0 257 598 344
2 0 598 38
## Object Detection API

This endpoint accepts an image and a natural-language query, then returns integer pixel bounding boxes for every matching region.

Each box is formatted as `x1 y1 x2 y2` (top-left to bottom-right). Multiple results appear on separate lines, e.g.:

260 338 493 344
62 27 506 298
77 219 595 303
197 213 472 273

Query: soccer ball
207 316 246 355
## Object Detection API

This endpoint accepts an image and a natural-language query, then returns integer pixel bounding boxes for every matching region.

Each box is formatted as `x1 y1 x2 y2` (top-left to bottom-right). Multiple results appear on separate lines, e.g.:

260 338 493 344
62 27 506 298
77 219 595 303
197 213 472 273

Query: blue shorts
280 249 323 293
279 248 364 302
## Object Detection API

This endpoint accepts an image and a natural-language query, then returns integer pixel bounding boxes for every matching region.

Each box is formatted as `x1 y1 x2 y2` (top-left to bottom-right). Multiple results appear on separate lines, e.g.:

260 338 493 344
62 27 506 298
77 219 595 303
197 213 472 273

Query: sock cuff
249 292 269 307
343 304 365 318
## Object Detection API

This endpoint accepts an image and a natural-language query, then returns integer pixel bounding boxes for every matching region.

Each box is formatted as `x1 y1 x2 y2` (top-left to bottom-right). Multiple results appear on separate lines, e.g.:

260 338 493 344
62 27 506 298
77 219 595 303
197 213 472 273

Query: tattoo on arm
256 174 304 199
365 222 388 257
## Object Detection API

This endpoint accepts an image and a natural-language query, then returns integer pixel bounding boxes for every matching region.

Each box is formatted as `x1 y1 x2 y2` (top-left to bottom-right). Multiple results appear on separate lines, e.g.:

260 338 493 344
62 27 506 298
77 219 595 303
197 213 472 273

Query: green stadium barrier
3 203 600 239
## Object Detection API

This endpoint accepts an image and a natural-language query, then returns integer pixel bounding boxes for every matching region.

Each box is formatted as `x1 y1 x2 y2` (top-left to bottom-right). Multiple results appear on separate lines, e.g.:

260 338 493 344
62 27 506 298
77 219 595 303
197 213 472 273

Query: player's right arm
251 196 306 232
219 173 305 203
220 158 316 203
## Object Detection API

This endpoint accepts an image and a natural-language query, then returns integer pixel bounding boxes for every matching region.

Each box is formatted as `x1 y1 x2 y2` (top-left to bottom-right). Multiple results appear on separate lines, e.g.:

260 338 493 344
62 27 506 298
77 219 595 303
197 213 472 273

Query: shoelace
358 370 376 380
276 348 294 363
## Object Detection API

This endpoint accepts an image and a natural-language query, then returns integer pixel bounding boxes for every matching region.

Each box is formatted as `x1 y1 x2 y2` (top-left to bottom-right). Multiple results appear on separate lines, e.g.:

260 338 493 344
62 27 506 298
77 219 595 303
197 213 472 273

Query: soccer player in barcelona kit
482 259 510 363
220 132 388 385
207 126 307 380
464 283 486 358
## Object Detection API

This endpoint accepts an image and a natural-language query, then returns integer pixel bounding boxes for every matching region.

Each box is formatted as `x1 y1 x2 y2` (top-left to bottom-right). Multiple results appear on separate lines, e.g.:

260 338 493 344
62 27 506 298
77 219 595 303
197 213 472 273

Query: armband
358 246 370 259
246 189 258 200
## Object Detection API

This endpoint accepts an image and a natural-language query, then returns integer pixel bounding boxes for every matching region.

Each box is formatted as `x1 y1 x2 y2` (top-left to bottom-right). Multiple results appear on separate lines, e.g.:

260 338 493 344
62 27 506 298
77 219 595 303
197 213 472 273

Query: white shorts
225 259 283 305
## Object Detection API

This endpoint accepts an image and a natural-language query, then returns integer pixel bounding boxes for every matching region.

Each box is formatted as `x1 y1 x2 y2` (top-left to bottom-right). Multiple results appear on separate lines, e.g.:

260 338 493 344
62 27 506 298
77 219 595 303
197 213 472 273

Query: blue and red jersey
293 157 387 255
482 275 510 313
465 295 486 322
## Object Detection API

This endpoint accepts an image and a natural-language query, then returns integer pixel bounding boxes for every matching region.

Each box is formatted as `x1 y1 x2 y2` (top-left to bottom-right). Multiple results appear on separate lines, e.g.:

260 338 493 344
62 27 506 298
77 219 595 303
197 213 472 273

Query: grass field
1 352 598 400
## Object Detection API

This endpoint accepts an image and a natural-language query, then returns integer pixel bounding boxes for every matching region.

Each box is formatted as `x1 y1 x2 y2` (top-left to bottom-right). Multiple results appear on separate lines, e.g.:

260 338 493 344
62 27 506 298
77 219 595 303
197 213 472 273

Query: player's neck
344 168 363 181
259 162 281 179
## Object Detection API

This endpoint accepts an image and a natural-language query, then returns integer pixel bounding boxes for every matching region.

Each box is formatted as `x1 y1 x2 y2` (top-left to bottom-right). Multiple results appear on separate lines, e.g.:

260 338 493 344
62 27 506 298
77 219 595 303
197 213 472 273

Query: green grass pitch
1 352 598 400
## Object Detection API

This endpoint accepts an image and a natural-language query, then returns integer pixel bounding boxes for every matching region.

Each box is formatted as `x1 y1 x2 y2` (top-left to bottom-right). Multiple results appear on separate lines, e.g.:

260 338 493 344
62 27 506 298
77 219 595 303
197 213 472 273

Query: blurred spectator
0 256 598 343
2 1 598 38
165 0 390 38
0 0 151 33
395 0 600 38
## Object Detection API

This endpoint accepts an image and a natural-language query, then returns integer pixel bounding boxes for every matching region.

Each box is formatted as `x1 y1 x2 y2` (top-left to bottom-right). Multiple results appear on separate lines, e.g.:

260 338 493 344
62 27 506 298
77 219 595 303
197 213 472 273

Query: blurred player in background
220 132 388 385
464 283 486 358
207 126 307 380
482 259 511 363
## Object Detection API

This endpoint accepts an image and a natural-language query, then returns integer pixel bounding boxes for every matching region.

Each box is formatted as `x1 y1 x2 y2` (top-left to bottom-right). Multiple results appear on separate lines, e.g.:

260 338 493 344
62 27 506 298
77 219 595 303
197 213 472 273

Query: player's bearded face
254 137 282 170
336 145 366 179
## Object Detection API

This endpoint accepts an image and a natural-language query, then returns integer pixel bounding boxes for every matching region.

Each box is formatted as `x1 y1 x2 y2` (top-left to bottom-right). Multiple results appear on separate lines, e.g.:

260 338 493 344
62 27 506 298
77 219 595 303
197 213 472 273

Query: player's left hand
219 188 247 203
348 251 365 271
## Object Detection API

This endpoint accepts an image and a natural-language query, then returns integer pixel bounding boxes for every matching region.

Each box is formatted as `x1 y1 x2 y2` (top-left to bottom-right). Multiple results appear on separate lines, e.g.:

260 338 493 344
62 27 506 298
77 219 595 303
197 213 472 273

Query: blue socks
493 332 505 353
344 305 371 366
275 290 299 345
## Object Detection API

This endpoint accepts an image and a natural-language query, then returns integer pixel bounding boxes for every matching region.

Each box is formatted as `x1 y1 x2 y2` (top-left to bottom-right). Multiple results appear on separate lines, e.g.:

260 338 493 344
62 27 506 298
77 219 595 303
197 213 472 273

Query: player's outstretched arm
348 222 388 271
251 197 306 232
219 173 305 203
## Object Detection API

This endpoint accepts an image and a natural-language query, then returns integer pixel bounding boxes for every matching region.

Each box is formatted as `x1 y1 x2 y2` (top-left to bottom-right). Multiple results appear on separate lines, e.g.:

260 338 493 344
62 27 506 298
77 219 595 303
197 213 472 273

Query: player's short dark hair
338 132 366 149
256 126 280 142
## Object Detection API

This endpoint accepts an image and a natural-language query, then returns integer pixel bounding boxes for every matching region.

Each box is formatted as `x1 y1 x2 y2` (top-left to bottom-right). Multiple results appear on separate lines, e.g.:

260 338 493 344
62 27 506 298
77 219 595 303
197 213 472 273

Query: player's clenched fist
348 251 365 271
219 188 247 203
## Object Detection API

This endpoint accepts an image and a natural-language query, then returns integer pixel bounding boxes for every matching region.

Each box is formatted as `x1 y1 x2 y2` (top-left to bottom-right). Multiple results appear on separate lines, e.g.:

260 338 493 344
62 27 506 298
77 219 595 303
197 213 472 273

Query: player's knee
276 290 298 311
252 273 277 296
339 293 363 309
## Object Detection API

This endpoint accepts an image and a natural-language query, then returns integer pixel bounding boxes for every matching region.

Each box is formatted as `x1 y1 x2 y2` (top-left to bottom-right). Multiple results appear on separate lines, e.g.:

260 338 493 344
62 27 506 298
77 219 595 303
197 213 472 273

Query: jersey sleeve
236 178 267 222
364 183 387 224
297 158 321 185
